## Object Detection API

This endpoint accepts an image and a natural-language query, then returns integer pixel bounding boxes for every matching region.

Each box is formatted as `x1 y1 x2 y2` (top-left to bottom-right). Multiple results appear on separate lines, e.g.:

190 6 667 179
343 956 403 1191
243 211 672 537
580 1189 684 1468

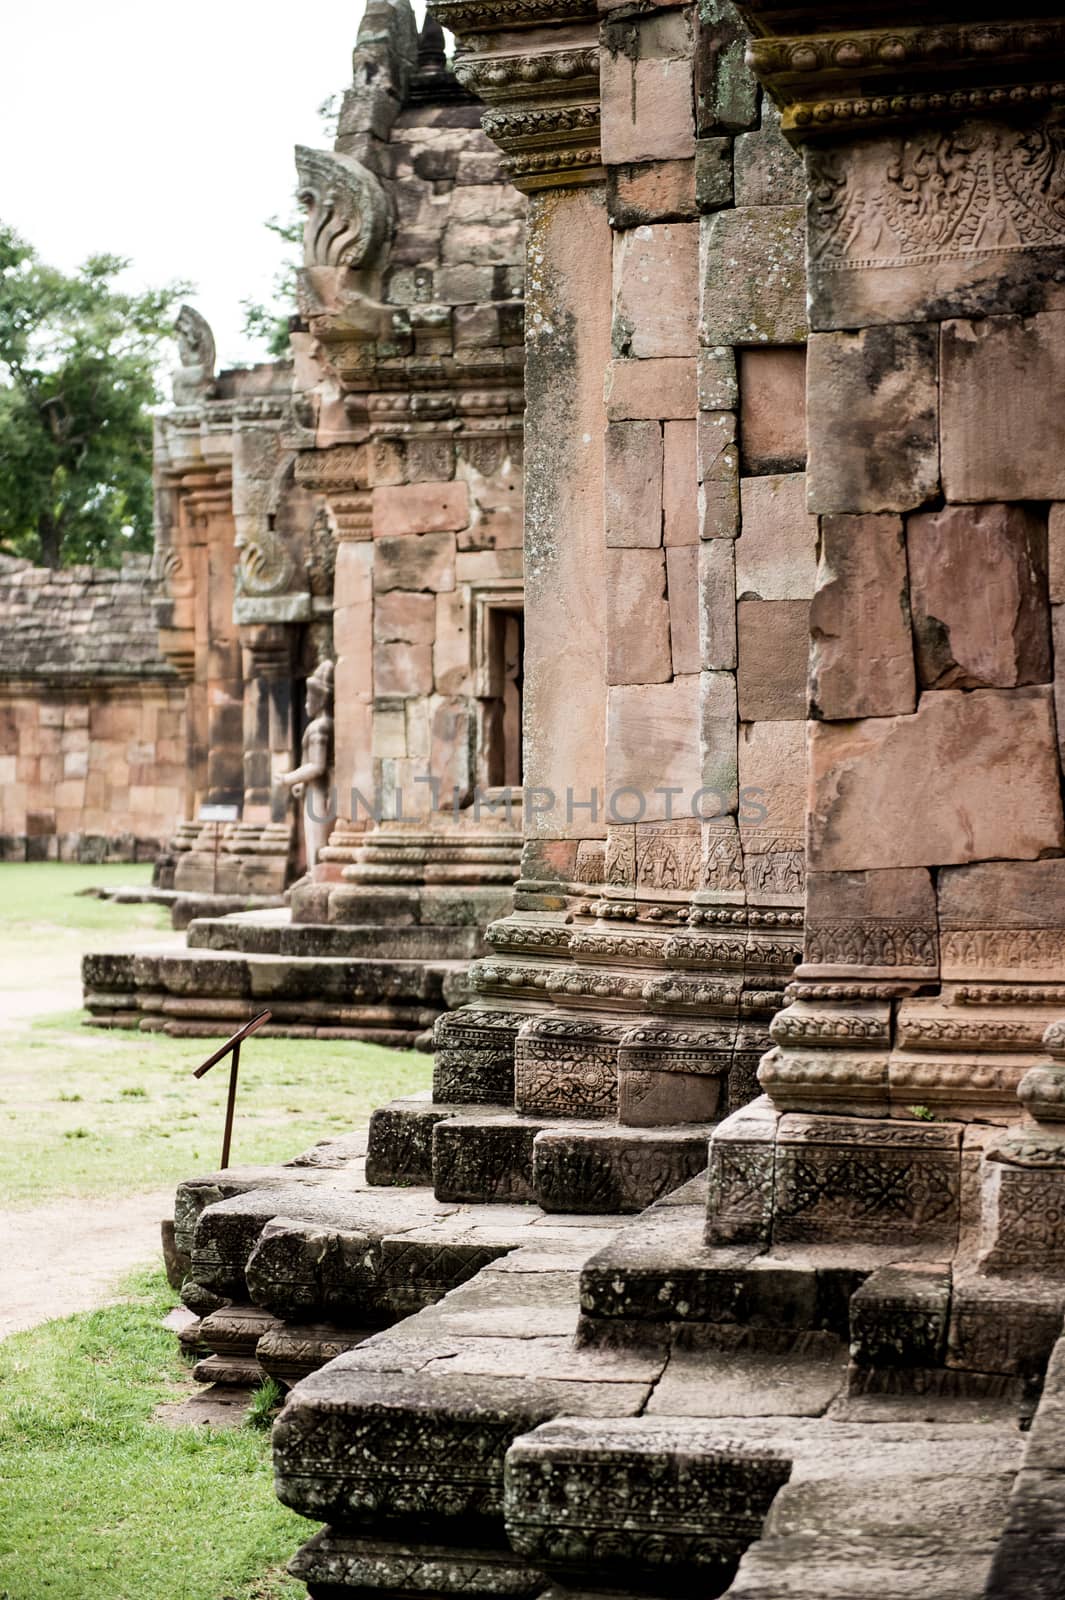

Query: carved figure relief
636 824 701 894
280 660 335 870
702 822 745 893
808 116 1065 272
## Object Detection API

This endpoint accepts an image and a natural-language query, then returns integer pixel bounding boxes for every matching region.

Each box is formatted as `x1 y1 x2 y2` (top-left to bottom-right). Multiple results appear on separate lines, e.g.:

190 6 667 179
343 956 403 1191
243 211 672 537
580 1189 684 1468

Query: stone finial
417 13 447 76
988 1018 1065 1168
295 147 390 273
172 305 216 406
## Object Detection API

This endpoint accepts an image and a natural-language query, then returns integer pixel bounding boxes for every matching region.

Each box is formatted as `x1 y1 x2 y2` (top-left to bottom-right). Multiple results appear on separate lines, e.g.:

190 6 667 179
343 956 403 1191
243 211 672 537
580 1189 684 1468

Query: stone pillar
742 6 1065 1111
724 4 1065 1302
431 0 807 1133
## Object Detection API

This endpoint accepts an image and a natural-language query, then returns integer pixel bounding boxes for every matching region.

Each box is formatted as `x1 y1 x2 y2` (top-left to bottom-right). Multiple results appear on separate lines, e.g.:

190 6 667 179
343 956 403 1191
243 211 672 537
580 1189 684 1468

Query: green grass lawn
0 1012 431 1206
0 1268 306 1600
0 861 172 939
0 862 432 1207
0 862 435 1595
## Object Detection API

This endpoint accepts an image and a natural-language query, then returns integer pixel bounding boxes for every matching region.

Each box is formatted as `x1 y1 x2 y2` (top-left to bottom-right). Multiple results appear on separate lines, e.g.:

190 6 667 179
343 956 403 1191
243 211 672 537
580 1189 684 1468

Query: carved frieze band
804 917 938 970
808 119 1065 274
747 21 1065 136
431 0 594 37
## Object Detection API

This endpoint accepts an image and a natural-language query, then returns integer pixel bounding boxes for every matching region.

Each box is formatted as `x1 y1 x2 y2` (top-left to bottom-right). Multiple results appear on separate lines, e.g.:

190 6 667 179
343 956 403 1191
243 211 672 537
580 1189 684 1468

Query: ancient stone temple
163 1 1065 1596
0 554 185 861
84 0 527 1039
152 324 308 900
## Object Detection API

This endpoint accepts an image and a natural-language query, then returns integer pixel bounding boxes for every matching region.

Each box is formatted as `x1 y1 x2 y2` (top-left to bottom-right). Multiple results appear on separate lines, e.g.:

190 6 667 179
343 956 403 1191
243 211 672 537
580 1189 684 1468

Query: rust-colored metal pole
220 1039 240 1169
191 1009 272 1172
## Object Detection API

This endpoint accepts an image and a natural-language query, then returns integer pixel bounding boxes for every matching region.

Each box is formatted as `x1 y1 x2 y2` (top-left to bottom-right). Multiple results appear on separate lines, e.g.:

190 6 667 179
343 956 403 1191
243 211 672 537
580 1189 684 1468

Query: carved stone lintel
737 9 1065 140
431 0 603 191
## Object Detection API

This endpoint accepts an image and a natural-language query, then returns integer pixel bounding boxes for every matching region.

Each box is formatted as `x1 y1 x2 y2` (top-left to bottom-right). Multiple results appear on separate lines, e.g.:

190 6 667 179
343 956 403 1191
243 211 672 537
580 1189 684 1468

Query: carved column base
440 898 800 1126
761 978 1059 1126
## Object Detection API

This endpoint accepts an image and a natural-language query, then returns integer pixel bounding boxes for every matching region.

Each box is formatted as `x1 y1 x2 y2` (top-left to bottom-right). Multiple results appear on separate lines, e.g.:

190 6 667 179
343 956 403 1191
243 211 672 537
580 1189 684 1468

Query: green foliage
0 863 431 1206
0 224 188 568
240 214 302 360
0 1268 304 1599
908 1104 937 1122
245 1378 285 1431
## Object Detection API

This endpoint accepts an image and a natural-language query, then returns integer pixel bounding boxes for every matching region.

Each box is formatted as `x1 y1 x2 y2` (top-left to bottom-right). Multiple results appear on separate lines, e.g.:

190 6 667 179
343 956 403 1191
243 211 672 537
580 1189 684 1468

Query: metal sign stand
196 802 241 897
192 1009 273 1169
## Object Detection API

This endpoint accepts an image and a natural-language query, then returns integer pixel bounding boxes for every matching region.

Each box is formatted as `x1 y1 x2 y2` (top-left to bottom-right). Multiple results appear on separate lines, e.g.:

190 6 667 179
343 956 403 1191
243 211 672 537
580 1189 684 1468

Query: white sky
2 0 423 371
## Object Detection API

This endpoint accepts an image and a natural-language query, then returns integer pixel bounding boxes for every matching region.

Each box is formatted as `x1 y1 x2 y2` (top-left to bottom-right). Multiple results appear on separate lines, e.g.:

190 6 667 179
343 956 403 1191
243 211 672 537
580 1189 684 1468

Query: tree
239 213 303 359
0 225 187 568
239 95 340 359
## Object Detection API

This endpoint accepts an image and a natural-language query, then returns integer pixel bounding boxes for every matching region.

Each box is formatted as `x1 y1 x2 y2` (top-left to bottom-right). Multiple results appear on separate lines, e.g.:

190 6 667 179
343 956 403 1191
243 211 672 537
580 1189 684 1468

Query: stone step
256 1324 378 1389
274 1241 649 1537
368 1098 715 1211
533 1122 716 1215
986 1334 1065 1597
504 1416 792 1597
288 1529 544 1598
275 1365 649 1533
186 916 486 961
173 1133 368 1260
307 881 515 930
722 1418 1023 1600
578 1196 878 1348
83 946 465 1039
178 1140 633 1385
515 1414 1022 1600
190 1183 459 1302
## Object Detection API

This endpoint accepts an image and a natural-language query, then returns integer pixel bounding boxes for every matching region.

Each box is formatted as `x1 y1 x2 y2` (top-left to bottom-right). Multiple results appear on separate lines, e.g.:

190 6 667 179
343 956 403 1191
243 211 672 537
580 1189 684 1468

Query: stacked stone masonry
0 554 185 860
153 2 1065 1599
84 3 528 1039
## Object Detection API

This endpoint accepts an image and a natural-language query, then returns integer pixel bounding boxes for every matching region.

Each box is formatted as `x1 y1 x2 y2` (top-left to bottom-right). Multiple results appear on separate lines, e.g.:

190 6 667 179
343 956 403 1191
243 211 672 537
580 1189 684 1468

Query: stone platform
82 934 466 1044
270 1180 1032 1600
165 1101 1054 1600
84 829 521 1040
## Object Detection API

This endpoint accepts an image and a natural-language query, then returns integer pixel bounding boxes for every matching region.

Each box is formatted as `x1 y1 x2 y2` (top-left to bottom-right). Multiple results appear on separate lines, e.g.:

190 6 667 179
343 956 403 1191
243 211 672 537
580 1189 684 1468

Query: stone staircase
168 1073 1062 1600
269 1202 1028 1600
166 1103 1053 1600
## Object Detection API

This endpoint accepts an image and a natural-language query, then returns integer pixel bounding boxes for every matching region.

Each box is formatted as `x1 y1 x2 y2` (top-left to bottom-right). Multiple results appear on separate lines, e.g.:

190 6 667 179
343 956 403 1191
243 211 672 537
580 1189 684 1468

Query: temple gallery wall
0 555 186 861
68 0 1065 1596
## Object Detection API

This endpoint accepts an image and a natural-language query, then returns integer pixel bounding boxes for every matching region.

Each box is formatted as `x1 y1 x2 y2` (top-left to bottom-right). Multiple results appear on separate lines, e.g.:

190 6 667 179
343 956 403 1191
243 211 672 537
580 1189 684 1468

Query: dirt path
0 1189 171 1339
0 927 176 1029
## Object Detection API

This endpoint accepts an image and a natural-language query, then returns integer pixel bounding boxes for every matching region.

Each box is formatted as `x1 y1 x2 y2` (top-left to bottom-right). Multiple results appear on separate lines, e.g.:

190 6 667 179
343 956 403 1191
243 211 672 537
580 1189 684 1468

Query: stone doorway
479 598 523 792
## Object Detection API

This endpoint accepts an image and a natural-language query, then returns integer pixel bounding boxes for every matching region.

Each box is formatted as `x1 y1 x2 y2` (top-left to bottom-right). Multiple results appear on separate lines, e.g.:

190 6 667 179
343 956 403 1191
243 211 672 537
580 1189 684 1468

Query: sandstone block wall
291 25 527 846
0 555 186 861
591 17 810 910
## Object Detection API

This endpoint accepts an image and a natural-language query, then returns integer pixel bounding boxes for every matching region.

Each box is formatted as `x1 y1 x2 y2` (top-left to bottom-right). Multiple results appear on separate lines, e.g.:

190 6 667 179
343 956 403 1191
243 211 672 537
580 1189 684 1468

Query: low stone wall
0 556 186 861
